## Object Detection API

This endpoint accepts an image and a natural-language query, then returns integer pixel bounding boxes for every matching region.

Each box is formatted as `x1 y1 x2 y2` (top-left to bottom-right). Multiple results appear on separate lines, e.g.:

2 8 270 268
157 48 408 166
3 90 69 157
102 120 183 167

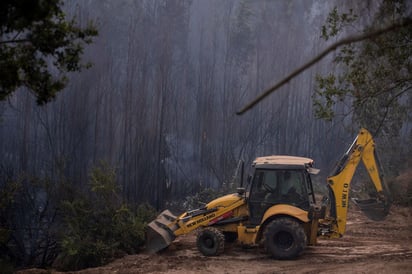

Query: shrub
53 163 156 271
0 173 59 270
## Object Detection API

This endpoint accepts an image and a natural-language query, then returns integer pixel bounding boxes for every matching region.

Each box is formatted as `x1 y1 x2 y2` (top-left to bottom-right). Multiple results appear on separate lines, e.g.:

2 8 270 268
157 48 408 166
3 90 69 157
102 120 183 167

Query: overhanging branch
236 18 412 115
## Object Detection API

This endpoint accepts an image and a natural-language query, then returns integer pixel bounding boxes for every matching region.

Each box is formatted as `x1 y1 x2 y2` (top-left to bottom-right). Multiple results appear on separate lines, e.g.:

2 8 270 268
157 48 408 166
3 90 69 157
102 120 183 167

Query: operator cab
247 156 319 225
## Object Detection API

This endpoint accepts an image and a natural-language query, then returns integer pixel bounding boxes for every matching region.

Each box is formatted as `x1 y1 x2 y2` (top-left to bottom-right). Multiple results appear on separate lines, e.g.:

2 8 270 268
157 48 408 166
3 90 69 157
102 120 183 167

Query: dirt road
22 205 410 274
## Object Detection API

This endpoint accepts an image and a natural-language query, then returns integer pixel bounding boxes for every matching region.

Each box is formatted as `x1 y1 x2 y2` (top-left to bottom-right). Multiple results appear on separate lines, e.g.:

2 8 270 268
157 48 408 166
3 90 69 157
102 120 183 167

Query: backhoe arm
325 128 391 237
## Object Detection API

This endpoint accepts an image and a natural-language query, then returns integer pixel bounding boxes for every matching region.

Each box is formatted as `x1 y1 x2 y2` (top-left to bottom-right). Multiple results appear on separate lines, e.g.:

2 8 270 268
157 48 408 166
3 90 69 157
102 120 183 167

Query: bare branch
0 39 30 45
236 18 412 115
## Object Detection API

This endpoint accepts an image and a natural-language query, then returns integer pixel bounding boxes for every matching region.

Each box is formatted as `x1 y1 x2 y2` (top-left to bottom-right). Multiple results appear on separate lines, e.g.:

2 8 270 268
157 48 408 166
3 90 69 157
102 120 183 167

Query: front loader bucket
352 197 391 221
145 210 177 253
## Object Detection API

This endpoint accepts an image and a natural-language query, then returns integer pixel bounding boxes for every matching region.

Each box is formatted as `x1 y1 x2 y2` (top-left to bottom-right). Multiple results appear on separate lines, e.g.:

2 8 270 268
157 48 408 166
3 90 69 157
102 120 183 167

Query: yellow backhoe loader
146 128 392 259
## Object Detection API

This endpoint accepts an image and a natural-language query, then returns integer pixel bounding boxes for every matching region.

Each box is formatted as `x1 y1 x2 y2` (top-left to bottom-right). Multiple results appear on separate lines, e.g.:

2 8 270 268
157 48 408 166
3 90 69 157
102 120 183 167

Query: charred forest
0 0 411 271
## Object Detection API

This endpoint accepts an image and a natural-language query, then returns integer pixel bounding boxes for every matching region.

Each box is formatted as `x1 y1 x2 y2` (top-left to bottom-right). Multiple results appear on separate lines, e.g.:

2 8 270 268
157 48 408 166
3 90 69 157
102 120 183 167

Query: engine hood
206 193 246 208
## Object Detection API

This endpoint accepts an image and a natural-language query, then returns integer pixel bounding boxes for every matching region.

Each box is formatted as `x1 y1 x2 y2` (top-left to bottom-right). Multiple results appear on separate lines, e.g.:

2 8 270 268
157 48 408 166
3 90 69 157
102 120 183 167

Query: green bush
53 163 156 271
112 203 157 254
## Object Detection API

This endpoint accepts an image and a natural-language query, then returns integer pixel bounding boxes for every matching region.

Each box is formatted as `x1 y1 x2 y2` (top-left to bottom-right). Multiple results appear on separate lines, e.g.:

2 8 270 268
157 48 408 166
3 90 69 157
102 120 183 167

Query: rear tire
263 217 307 259
196 227 225 256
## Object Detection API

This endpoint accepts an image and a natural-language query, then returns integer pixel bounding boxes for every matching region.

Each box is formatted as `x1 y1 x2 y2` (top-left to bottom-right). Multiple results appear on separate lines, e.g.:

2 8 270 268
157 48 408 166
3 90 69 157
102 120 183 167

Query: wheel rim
203 236 214 248
274 231 293 249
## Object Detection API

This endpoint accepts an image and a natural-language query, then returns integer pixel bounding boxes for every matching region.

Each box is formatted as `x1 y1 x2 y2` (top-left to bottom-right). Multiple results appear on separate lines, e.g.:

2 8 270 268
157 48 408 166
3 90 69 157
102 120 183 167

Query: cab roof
252 155 319 174
253 155 313 166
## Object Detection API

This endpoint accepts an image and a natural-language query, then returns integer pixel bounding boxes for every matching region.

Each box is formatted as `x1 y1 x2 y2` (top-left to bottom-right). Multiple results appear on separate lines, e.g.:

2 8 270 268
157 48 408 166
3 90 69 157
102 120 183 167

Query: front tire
263 217 307 259
196 227 225 256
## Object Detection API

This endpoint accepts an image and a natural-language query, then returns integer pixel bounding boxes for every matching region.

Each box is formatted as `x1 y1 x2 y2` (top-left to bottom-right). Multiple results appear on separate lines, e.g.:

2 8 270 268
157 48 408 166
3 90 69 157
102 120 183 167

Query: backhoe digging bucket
352 195 391 221
145 210 177 253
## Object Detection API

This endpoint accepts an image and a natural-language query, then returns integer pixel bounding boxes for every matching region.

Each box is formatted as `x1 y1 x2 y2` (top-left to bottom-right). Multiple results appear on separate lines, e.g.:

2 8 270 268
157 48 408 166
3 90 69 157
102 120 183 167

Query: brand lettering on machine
341 183 349 208
187 213 216 228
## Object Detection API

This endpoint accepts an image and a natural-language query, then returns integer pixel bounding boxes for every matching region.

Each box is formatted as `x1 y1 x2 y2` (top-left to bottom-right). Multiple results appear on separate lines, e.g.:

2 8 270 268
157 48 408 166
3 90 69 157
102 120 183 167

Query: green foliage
321 7 358 40
313 73 350 121
113 203 157 253
314 0 411 136
0 162 156 271
0 0 98 104
54 163 156 271
88 161 119 205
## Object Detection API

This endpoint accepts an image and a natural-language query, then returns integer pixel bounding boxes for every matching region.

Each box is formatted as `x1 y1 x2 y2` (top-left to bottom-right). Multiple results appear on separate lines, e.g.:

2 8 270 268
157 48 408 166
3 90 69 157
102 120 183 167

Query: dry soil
19 205 412 274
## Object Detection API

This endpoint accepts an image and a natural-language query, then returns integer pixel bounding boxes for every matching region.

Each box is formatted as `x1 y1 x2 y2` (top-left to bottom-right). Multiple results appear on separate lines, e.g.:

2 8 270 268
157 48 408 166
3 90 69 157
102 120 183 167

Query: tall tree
0 0 97 104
